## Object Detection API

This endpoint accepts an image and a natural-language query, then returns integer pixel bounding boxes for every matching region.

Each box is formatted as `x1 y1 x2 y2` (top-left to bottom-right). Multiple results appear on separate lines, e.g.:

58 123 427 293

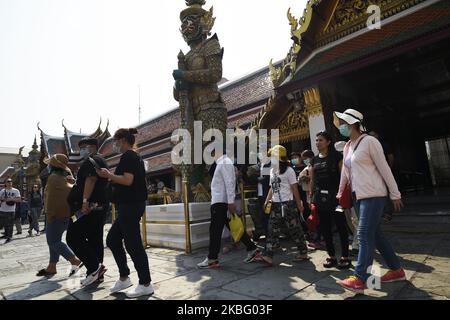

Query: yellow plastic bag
229 212 245 243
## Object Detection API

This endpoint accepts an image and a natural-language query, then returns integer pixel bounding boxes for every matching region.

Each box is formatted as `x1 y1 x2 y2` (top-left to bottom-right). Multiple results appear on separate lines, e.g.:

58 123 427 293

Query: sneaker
4 238 12 244
197 257 220 269
337 276 366 294
110 278 133 294
69 262 84 277
15 232 22 235
80 265 101 287
36 232 40 236
323 258 338 268
125 283 154 299
381 268 406 283
244 249 261 263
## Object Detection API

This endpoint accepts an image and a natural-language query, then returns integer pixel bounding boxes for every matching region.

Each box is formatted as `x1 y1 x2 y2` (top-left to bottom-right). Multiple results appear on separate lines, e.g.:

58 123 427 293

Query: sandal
323 258 338 268
337 258 352 270
36 269 57 277
254 255 273 267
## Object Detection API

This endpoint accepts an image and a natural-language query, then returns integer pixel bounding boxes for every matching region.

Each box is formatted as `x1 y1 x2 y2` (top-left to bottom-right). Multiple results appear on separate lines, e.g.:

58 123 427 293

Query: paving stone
222 265 325 300
153 270 247 300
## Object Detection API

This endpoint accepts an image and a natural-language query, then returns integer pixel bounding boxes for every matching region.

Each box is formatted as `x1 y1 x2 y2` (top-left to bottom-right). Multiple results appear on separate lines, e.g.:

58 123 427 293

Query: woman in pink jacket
334 109 405 294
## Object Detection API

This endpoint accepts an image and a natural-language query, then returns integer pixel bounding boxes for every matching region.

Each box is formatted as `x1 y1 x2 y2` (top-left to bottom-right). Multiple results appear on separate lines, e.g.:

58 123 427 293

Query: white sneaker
69 262 84 278
110 278 133 294
80 265 101 287
126 283 154 299
197 257 220 269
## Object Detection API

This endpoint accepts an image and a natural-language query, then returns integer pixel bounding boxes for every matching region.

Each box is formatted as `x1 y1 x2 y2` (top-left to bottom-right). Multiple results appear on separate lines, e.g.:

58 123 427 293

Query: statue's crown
180 0 215 35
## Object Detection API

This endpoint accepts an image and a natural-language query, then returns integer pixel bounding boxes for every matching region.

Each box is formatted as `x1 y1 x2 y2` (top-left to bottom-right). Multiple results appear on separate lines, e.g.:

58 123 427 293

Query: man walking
0 179 22 244
66 138 109 286
197 145 260 269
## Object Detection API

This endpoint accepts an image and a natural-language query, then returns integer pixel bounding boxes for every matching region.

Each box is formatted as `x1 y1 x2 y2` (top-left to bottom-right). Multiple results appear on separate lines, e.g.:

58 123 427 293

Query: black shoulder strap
354 135 368 152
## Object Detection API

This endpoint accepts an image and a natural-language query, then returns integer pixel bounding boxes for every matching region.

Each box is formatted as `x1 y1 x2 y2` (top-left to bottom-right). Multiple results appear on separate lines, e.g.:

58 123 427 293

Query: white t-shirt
0 188 21 212
270 167 297 203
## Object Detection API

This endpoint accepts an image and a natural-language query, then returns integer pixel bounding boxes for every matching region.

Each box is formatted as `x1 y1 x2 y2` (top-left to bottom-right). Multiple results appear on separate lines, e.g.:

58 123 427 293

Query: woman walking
335 109 405 294
253 145 309 266
28 185 43 236
37 154 82 277
97 128 153 298
310 132 351 269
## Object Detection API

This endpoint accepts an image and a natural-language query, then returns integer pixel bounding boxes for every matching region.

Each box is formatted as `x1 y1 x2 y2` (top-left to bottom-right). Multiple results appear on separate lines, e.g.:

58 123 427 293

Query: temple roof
282 0 450 91
0 167 15 183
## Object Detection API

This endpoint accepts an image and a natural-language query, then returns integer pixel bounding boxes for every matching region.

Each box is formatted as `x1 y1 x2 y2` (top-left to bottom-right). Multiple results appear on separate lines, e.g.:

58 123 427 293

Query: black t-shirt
113 150 148 204
28 192 42 208
76 154 109 205
312 151 343 195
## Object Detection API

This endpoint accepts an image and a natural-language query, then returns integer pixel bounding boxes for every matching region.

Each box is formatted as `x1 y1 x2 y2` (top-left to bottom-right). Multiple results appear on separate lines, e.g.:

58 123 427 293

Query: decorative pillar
304 86 326 154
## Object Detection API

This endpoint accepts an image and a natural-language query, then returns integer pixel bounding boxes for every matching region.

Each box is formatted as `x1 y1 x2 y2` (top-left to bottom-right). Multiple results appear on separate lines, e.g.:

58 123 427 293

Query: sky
0 0 308 149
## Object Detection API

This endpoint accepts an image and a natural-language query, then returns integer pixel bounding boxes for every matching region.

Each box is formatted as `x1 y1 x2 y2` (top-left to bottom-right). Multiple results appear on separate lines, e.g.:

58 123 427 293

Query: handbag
306 203 320 232
339 135 367 209
229 212 245 243
339 183 353 209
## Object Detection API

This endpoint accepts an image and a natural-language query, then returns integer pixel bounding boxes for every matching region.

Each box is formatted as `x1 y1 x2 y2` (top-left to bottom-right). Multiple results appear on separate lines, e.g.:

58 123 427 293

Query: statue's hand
175 80 189 91
173 69 185 80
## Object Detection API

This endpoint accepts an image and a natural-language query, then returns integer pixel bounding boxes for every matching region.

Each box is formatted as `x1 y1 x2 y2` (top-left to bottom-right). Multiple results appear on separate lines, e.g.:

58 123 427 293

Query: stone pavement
1 201 450 300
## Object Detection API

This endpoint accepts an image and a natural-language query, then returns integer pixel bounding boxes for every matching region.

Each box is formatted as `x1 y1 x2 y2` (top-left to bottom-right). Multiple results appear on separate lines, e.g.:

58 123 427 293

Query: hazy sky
0 0 307 149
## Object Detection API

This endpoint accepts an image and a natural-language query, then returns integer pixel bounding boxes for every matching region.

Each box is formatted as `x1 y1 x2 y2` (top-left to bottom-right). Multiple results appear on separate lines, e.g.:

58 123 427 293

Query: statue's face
181 15 203 44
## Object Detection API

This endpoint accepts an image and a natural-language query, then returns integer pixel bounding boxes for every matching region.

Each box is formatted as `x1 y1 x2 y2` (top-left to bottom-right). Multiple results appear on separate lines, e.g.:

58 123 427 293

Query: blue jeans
46 217 75 263
355 197 401 282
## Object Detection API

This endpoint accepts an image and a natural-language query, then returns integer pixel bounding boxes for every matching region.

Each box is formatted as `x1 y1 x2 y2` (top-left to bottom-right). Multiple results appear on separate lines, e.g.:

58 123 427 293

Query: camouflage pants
265 201 307 257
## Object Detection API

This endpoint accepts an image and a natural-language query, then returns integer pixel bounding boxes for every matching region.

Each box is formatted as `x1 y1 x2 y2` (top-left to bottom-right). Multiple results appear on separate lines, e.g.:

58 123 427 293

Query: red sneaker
381 269 406 283
337 276 366 294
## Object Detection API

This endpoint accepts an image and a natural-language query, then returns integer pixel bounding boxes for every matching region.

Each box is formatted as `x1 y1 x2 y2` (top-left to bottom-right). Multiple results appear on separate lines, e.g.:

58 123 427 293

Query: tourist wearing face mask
310 132 350 270
96 128 153 298
252 145 309 266
66 138 110 286
334 109 405 294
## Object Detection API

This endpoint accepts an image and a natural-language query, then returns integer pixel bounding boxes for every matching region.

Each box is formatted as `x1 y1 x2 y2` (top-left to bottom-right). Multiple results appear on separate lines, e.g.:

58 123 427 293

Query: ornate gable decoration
317 0 428 47
253 0 321 129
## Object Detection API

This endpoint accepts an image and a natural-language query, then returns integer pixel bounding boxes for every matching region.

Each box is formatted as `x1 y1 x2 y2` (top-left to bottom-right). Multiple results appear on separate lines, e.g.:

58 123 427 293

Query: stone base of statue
142 202 255 251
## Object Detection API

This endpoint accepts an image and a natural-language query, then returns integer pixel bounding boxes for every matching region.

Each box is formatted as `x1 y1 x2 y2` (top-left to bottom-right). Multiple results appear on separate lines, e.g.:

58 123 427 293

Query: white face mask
112 143 121 154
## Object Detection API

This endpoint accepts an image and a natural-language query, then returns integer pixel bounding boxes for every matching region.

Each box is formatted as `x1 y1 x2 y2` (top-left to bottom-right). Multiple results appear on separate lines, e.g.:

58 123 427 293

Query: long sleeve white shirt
211 155 236 205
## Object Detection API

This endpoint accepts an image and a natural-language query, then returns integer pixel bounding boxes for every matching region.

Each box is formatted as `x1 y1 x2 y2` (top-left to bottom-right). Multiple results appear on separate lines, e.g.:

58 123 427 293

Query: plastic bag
229 212 245 243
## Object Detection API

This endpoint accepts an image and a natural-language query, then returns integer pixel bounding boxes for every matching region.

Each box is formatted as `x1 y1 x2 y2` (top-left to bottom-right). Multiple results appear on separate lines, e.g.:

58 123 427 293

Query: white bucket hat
333 108 367 132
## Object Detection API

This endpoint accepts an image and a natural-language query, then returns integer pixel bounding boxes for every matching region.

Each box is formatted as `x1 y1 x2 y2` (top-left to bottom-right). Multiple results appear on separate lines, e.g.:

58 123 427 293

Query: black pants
0 212 14 239
316 202 349 258
106 201 151 285
67 208 107 274
208 203 257 260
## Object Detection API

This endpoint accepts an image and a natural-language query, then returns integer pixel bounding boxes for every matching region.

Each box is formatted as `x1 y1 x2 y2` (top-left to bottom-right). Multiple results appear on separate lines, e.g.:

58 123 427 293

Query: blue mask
291 159 299 166
339 124 351 138
80 148 89 159
303 159 311 166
